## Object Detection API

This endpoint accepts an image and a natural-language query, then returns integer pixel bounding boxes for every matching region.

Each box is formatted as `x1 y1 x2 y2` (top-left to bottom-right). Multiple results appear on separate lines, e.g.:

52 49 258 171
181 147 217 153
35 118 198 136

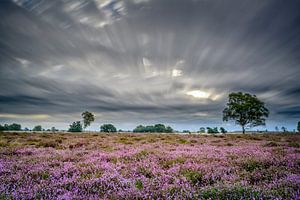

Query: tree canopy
0 123 22 131
81 111 95 129
133 124 173 133
223 92 269 134
68 121 83 132
33 125 42 131
100 124 117 132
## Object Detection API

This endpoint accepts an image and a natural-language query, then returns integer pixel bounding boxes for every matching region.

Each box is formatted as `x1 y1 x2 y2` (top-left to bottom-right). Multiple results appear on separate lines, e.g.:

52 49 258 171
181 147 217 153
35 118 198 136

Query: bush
288 142 299 148
181 169 203 186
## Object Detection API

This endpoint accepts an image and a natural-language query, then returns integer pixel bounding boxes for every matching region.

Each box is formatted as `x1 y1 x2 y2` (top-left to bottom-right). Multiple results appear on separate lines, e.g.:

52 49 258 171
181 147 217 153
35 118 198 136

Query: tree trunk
242 126 245 134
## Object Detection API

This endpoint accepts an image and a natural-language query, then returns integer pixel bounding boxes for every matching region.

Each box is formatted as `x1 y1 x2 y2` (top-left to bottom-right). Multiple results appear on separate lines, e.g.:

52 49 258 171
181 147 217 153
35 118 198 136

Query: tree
100 124 117 132
207 127 219 134
275 126 279 132
297 121 300 133
281 126 287 133
8 123 22 131
182 130 191 134
81 111 95 130
199 127 206 133
223 92 269 134
51 127 58 132
33 125 42 131
154 124 166 132
165 126 173 133
220 127 227 134
68 121 83 132
133 124 174 133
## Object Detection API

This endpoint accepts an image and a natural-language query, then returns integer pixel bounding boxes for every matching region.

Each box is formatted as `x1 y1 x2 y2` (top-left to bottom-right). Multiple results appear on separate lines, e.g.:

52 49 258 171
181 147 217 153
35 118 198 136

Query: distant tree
275 126 279 132
207 127 219 134
133 125 145 132
8 123 22 131
297 121 300 133
154 124 166 132
51 127 58 132
281 126 287 133
223 92 269 134
182 130 191 134
133 124 173 133
165 126 173 133
220 127 227 134
33 125 42 131
81 111 95 130
100 124 117 133
68 121 83 132
0 124 5 131
24 127 30 131
199 127 206 133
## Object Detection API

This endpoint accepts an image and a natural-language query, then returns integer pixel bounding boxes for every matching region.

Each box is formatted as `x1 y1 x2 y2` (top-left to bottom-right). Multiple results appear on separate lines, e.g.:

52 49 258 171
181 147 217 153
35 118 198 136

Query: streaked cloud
0 0 300 130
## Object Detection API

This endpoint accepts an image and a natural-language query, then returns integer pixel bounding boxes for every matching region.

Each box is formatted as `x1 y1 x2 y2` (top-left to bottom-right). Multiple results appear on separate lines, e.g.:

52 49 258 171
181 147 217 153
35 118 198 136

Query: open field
0 132 299 199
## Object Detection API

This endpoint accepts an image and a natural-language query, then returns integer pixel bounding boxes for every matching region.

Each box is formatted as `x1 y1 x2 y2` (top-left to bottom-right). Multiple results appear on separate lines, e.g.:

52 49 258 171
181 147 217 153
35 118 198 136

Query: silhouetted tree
81 111 95 130
297 121 300 133
223 92 269 134
100 124 117 132
220 127 227 134
51 127 58 132
4 123 22 131
68 121 83 132
281 126 287 132
33 125 42 131
275 126 279 132
199 127 206 133
207 127 219 134
133 124 174 133
165 126 173 133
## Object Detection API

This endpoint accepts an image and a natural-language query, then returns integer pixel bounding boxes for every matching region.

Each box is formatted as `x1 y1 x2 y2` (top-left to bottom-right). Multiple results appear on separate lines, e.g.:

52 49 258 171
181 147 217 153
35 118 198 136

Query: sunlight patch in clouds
0 114 50 120
187 90 210 99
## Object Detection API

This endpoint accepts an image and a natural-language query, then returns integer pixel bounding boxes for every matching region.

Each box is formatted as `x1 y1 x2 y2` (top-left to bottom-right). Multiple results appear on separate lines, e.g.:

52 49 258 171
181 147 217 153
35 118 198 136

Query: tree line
1 92 300 133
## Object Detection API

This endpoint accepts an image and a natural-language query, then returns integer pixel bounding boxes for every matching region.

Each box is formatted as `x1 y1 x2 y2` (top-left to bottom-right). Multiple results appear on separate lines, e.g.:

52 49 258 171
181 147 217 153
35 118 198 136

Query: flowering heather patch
0 132 299 199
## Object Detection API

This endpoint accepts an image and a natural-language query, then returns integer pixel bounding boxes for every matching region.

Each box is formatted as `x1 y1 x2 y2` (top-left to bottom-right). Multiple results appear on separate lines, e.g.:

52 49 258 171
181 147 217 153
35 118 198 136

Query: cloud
0 0 300 130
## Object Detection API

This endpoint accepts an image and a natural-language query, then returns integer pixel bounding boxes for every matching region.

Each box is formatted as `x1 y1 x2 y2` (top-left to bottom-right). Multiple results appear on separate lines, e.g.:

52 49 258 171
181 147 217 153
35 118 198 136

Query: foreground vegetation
0 132 299 199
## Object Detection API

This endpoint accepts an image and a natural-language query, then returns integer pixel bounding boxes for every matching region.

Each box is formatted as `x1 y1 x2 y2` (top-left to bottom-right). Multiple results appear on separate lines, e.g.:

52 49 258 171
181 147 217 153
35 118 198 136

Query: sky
0 0 300 132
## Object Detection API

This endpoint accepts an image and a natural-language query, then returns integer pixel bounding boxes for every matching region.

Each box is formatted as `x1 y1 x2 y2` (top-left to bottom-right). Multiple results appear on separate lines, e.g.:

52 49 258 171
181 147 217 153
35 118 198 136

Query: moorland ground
0 132 299 199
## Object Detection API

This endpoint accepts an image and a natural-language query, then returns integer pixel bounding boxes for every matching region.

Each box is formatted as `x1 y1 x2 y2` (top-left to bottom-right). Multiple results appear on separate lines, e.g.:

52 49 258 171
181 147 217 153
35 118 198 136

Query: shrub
181 169 203 186
288 142 299 148
263 141 278 147
135 179 143 190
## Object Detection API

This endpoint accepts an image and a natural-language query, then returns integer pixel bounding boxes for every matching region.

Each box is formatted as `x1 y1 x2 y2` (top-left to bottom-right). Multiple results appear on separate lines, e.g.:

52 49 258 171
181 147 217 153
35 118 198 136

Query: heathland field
0 132 299 199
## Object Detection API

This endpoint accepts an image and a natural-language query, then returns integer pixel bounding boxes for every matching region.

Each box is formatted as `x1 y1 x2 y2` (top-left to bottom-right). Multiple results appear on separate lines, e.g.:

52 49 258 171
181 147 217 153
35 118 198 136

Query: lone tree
297 121 300 133
223 92 269 134
81 111 95 130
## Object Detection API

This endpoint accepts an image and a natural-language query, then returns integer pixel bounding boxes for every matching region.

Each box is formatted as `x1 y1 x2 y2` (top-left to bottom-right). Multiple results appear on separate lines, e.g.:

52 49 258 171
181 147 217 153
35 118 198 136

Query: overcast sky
0 0 300 131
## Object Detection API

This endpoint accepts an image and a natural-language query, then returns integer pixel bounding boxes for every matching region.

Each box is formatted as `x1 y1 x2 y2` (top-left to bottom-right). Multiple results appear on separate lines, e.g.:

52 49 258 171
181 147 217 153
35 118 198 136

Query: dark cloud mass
0 0 300 131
